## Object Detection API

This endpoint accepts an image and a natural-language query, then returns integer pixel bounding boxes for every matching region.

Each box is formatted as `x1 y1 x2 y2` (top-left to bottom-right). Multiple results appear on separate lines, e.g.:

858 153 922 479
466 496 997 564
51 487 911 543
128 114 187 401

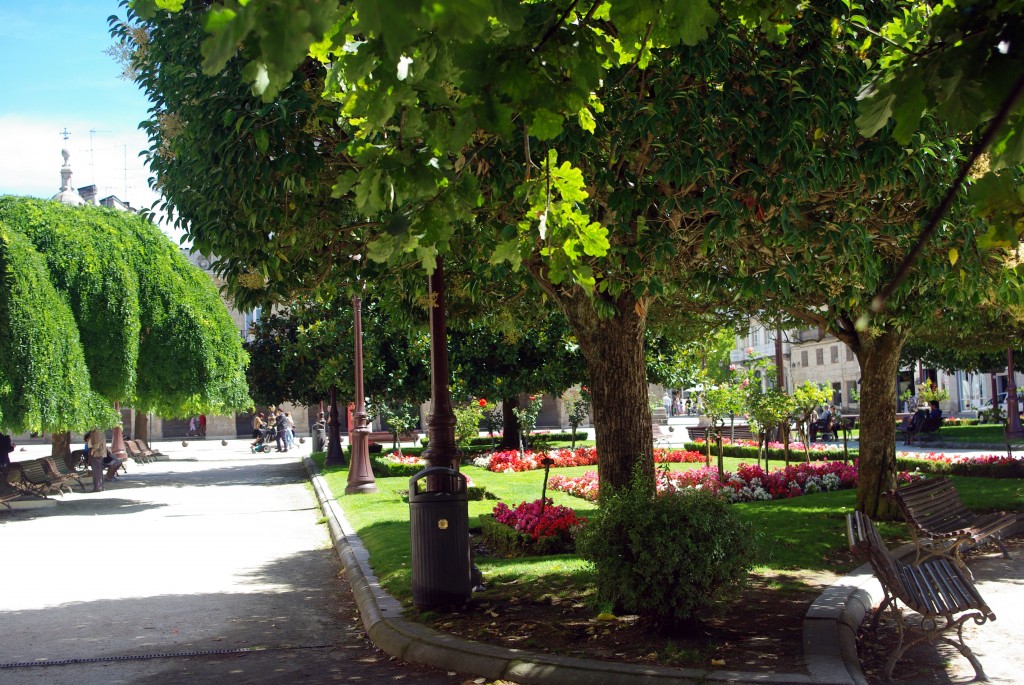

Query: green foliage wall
0 196 251 427
0 197 141 402
0 222 115 432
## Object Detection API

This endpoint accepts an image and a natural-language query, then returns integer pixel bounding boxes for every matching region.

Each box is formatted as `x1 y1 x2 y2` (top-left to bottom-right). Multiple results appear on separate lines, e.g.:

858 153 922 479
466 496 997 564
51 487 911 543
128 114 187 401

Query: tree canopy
0 196 252 430
121 0 1024 501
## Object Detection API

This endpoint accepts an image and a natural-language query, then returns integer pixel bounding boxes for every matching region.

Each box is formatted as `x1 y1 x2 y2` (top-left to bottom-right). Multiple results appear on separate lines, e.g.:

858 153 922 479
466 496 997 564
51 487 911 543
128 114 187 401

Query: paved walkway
0 441 464 685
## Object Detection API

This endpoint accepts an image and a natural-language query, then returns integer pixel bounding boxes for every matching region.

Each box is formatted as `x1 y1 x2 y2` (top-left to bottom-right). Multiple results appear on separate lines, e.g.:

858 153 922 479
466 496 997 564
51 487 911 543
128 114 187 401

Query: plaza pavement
2 437 1021 684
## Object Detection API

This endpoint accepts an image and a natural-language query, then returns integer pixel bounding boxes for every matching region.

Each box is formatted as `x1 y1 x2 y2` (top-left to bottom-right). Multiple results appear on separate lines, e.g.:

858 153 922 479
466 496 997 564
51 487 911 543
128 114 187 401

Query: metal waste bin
409 467 472 608
312 423 326 453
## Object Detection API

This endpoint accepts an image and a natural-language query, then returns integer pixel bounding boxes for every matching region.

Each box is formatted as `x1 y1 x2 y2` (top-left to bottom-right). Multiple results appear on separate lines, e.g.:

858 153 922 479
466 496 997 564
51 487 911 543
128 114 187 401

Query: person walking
284 412 295 449
86 428 109 492
275 411 289 452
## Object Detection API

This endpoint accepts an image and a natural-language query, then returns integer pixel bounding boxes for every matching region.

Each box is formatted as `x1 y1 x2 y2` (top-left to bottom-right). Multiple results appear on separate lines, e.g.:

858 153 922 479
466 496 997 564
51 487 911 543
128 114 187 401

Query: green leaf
530 109 564 141
673 0 718 46
254 129 269 154
855 85 896 138
890 76 927 144
489 239 523 269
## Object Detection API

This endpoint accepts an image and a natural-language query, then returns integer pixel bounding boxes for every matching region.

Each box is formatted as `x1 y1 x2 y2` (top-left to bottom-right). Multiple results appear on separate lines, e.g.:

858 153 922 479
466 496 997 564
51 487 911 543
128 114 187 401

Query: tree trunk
134 412 149 444
326 385 345 466
52 432 71 462
556 292 654 498
500 396 520 450
855 329 907 519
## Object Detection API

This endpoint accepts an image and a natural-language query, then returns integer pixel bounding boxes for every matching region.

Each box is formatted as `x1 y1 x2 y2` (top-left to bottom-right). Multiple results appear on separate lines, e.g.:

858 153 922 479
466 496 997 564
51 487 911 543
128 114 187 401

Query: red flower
478 398 487 407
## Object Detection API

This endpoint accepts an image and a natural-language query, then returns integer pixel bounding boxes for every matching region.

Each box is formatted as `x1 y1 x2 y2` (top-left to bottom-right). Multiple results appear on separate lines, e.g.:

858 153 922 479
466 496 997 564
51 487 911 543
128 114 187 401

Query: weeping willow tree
0 196 251 448
0 222 117 433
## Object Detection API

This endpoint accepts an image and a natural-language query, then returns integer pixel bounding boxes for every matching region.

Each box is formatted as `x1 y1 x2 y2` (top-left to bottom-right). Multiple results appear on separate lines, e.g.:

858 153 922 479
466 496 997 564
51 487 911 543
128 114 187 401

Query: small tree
790 382 833 463
701 372 747 479
513 395 543 455
916 380 950 404
746 387 793 470
372 399 418 455
453 401 485 449
563 386 592 449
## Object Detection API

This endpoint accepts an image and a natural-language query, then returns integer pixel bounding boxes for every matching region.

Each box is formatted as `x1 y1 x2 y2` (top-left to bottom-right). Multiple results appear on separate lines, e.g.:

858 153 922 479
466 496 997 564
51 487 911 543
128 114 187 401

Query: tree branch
871 72 1024 314
533 0 581 55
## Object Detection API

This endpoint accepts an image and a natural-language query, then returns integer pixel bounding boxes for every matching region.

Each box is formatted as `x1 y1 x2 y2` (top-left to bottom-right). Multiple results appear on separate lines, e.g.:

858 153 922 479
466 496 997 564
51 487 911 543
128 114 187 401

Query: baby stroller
251 425 277 453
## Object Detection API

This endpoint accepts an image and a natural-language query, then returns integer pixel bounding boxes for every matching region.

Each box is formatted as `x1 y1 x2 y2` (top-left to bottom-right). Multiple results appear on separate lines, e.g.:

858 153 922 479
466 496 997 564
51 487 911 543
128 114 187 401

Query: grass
930 423 1024 444
311 453 1024 604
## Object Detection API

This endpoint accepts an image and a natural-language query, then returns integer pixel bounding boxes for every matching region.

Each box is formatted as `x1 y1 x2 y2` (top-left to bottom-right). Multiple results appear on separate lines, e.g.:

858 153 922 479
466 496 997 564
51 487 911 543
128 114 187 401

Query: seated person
103 453 123 481
828 405 842 440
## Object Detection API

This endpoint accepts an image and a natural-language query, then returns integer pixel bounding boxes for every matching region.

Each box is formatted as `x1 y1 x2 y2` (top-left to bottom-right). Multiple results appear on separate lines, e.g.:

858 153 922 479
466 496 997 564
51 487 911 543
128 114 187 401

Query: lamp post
422 258 459 477
346 293 377 494
110 402 128 460
325 385 345 466
1006 348 1023 439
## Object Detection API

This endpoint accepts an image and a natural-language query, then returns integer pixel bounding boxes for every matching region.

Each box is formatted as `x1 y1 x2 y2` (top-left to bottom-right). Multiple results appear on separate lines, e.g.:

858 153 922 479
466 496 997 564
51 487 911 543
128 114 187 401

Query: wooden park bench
687 424 754 443
895 411 942 445
7 459 68 496
847 510 996 683
42 456 86 491
126 439 155 463
886 477 1015 570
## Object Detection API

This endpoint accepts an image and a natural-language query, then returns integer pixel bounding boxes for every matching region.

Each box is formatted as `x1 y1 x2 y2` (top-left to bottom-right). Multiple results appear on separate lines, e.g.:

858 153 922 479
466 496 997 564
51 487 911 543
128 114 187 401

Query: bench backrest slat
846 510 996 621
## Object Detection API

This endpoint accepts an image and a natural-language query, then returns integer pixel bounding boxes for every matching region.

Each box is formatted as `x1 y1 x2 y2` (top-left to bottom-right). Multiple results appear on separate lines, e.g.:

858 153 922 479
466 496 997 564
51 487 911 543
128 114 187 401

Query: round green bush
576 477 756 625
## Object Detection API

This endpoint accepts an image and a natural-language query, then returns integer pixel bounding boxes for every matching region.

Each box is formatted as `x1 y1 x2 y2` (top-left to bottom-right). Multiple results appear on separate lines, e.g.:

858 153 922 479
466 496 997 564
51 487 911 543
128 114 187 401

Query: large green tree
122 0 1023 501
0 197 252 443
0 223 116 433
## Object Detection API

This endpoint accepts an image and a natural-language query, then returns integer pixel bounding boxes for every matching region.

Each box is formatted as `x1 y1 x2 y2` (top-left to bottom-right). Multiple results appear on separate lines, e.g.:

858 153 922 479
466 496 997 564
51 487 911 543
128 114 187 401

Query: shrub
576 470 756 625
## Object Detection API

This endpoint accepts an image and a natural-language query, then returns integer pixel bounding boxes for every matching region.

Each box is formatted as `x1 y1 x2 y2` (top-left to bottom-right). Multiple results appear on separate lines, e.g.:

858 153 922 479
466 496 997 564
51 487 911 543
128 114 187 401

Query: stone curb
303 456 866 685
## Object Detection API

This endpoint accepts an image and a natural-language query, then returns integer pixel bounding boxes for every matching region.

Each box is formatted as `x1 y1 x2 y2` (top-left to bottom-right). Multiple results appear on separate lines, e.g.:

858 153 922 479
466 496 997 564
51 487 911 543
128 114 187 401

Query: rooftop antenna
89 129 111 181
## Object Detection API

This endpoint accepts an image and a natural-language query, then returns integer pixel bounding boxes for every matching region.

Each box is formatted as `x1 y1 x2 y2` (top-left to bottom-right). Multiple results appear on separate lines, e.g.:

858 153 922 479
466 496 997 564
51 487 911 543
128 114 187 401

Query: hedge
682 441 856 463
421 430 587 448
896 456 1024 479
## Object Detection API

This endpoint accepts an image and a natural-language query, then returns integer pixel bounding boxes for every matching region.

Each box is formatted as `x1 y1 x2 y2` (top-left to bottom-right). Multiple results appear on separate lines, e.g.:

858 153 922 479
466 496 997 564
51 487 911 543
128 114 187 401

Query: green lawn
314 455 1024 604
931 423 1024 444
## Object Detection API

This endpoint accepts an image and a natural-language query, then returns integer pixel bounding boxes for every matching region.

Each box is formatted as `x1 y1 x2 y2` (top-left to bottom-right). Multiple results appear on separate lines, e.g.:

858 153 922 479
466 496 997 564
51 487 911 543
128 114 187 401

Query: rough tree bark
51 432 72 461
500 395 521 449
134 412 149 444
853 329 907 519
555 291 654 498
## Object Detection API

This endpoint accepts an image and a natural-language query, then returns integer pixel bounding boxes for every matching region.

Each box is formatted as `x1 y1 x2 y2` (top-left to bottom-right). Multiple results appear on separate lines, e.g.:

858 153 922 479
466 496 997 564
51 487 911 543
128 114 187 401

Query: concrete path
0 441 465 685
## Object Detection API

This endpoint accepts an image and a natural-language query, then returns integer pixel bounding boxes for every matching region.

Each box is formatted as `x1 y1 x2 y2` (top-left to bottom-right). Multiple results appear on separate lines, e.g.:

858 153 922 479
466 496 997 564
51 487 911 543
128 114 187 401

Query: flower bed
472 447 704 473
480 498 585 556
896 452 1024 479
549 460 919 503
684 439 854 463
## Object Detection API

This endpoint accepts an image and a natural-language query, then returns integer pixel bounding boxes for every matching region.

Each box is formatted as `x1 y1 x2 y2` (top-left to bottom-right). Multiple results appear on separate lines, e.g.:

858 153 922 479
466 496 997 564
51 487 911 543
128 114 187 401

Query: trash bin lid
409 466 467 499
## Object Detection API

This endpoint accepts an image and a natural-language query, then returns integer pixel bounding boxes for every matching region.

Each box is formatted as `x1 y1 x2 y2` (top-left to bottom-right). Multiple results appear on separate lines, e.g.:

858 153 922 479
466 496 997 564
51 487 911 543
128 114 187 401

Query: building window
816 348 824 365
832 382 842 405
846 346 854 361
846 381 858 405
801 350 808 366
831 346 839 363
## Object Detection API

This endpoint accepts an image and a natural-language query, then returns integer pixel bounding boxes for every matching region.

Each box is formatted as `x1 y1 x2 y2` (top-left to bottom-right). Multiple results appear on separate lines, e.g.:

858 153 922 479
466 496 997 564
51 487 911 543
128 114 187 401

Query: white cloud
0 114 184 243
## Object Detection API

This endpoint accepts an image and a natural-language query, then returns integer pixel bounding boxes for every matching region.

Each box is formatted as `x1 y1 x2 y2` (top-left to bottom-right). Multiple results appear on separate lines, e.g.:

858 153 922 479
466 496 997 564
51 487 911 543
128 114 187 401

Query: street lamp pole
345 293 377 494
423 258 459 475
325 385 345 466
1005 348 1023 439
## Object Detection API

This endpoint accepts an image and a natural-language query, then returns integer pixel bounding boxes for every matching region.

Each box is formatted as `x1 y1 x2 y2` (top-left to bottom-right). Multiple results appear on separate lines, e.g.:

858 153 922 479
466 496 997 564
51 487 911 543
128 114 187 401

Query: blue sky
0 2 167 230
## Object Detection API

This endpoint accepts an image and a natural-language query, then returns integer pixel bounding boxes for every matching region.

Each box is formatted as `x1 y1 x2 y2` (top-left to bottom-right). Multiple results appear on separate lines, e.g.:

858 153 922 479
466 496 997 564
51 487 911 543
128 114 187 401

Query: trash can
312 423 326 453
409 467 472 608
